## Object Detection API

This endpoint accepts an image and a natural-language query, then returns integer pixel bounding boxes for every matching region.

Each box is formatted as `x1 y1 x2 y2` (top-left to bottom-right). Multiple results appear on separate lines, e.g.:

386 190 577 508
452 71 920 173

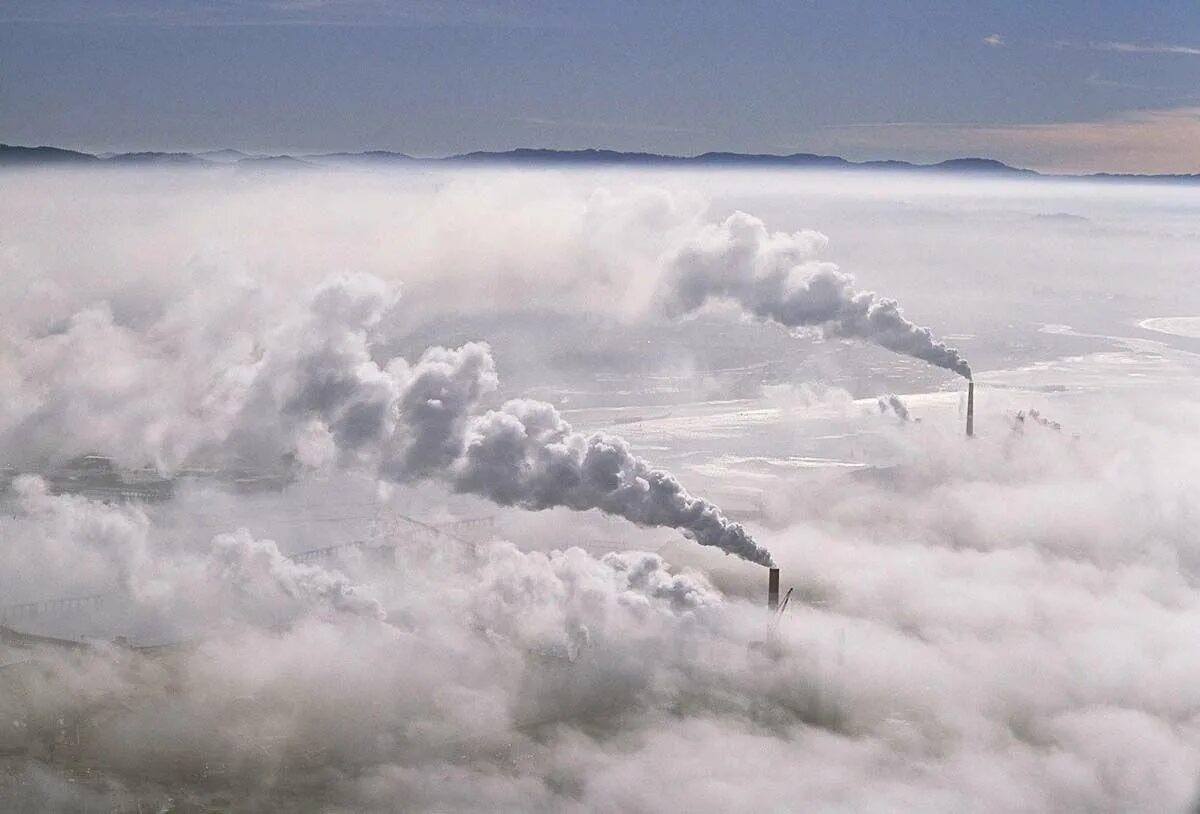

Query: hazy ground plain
2 165 1200 811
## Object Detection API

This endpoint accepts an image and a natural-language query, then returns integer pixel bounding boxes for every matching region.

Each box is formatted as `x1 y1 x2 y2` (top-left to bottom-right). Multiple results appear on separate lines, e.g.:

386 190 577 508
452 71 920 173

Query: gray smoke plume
1027 408 1062 431
251 275 774 566
454 400 772 566
1013 408 1064 434
662 212 972 379
878 393 911 422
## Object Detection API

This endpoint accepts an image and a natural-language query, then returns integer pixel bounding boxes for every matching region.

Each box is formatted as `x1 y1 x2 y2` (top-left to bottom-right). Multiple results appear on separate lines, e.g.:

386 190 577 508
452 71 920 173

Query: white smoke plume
0 476 384 629
2 474 155 603
206 528 387 621
660 211 973 378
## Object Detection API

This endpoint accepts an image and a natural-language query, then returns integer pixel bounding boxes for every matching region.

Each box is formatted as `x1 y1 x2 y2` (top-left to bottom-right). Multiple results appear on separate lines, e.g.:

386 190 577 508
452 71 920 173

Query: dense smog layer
2 166 1200 811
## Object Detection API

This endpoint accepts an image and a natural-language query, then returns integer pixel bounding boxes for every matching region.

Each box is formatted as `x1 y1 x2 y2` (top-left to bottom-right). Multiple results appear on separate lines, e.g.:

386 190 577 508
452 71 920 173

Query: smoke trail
1027 409 1062 431
878 394 911 422
260 275 774 566
661 212 972 378
455 400 772 566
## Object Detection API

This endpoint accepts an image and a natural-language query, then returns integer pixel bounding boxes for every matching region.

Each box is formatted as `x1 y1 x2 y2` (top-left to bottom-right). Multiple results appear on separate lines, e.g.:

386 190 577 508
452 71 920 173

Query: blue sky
1 0 1198 171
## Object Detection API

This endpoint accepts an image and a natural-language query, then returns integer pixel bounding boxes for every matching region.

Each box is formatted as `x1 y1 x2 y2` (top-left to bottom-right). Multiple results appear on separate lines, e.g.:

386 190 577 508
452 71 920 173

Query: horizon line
3 141 1199 180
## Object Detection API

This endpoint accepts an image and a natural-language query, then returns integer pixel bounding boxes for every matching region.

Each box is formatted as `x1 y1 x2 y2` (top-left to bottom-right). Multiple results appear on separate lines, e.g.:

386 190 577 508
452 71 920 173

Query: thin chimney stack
966 380 975 438
768 567 780 612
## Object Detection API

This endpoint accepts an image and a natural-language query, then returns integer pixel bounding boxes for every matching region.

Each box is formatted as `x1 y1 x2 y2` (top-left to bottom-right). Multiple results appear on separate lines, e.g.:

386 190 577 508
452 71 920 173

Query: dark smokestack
966 380 975 438
767 568 780 612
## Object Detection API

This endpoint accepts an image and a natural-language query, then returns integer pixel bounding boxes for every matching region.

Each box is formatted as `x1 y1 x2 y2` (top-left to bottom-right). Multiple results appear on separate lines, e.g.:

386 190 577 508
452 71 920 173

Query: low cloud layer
3 166 1200 811
9 391 1200 811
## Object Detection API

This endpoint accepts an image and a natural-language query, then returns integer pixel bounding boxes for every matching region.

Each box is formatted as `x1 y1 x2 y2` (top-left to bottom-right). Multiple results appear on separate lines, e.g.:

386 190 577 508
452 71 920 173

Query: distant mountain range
1 142 1196 183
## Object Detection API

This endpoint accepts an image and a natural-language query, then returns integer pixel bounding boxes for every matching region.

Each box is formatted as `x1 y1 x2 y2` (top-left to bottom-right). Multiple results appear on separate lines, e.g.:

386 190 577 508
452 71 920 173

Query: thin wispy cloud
1091 41 1200 56
982 33 1006 47
1085 73 1167 92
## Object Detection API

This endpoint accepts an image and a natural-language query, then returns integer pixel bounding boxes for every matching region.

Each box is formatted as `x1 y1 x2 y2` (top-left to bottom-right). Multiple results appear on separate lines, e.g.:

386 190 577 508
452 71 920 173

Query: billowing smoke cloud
1 476 384 628
4 474 155 602
660 212 972 378
207 528 386 621
877 393 912 421
267 275 772 566
2 483 742 811
0 271 770 566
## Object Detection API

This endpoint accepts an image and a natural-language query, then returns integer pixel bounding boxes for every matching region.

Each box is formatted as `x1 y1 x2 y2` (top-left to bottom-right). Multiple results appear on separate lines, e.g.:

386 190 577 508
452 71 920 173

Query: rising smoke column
253 274 773 567
661 212 972 379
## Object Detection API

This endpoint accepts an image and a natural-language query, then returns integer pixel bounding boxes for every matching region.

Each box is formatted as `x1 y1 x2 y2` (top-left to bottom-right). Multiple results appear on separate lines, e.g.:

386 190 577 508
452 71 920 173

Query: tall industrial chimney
767 568 780 612
966 380 975 438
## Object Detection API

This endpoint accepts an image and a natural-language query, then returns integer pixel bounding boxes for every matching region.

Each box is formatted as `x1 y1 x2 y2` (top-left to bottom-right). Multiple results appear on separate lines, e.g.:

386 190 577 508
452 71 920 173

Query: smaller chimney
767 568 780 612
966 380 975 438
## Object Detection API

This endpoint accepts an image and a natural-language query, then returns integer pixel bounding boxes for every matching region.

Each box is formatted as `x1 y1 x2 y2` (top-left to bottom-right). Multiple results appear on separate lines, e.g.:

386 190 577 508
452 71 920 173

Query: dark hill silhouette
106 152 207 166
305 150 415 165
0 144 98 164
438 148 1046 176
446 147 680 165
691 151 850 167
235 155 313 168
0 142 1195 182
197 148 252 163
929 157 1037 175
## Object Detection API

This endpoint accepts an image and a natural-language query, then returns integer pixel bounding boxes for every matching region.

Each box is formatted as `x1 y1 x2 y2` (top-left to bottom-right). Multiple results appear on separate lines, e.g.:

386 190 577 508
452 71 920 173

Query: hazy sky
2 0 1199 171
